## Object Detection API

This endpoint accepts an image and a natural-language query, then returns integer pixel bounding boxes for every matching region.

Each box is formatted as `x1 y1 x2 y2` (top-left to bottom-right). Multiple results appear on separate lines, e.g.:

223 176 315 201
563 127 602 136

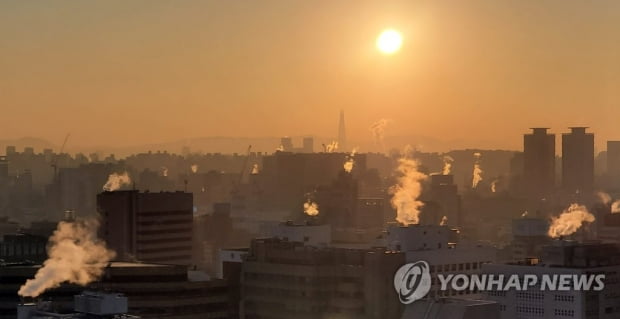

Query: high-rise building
240 238 405 319
386 224 497 299
338 109 347 151
562 127 594 194
97 190 193 266
302 137 314 153
0 156 8 180
483 241 620 319
280 137 293 152
607 141 620 182
523 128 555 199
428 174 461 227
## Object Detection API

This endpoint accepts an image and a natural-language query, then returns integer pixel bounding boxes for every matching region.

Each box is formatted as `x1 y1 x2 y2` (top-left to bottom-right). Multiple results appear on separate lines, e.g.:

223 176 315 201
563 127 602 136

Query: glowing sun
376 29 402 54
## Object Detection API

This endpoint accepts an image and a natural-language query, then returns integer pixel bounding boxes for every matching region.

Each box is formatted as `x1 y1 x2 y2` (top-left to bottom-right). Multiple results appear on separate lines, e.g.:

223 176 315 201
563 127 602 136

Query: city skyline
1 1 619 151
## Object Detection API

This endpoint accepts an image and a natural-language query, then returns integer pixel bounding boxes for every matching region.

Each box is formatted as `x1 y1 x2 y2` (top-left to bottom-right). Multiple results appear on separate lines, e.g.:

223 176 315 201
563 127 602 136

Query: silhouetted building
280 137 293 152
0 262 228 319
562 127 594 194
509 217 551 261
97 190 193 266
483 241 620 319
261 152 367 213
608 141 620 185
428 174 461 226
0 233 47 263
240 238 404 319
0 156 8 180
523 128 555 200
302 137 314 153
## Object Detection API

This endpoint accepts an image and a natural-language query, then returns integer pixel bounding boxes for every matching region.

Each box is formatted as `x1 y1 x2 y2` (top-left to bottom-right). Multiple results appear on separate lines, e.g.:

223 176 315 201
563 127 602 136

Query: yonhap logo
393 261 431 304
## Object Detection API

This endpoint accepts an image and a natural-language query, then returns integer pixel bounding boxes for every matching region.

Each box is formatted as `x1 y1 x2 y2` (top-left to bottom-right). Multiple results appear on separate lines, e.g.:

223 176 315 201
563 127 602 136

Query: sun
376 29 403 55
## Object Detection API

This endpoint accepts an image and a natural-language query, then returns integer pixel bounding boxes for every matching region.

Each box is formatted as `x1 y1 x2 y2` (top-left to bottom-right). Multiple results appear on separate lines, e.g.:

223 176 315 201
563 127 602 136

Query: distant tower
523 128 555 200
338 110 347 151
562 127 594 194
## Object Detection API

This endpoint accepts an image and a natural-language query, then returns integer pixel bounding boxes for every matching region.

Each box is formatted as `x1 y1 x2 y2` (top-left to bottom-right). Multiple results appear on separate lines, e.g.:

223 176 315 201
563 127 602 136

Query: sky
1 0 619 152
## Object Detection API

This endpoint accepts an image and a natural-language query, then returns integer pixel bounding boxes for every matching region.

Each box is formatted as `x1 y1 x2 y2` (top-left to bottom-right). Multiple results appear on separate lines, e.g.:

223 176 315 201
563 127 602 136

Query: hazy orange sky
1 1 619 152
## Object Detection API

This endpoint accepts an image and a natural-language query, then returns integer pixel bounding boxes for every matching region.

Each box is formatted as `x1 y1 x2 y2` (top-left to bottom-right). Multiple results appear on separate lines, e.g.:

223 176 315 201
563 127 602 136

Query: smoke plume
251 163 259 175
491 179 499 193
18 219 116 298
389 147 428 225
304 200 319 216
471 152 483 188
439 216 448 226
547 204 595 238
191 164 198 173
325 141 339 153
370 119 391 151
442 156 454 175
597 192 612 205
343 148 358 173
612 201 620 214
102 171 131 191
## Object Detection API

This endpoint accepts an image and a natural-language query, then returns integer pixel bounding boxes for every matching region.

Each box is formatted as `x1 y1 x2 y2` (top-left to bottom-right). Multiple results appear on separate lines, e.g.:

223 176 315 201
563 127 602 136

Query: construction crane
51 133 71 178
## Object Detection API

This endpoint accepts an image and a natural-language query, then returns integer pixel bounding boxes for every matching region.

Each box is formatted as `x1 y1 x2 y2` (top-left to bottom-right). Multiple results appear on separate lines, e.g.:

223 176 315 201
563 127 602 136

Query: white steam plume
389 147 428 225
102 172 131 191
18 219 116 298
597 191 612 205
343 148 358 173
191 164 198 173
304 200 319 216
547 204 595 238
491 179 499 193
326 141 339 153
442 156 454 175
251 163 259 175
472 152 483 188
370 119 391 151
612 201 620 214
439 216 448 226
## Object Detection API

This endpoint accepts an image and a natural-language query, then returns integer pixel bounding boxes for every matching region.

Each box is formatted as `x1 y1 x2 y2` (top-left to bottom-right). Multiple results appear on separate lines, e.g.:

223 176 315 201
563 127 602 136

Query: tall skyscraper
608 141 620 181
338 109 347 151
562 127 594 194
523 128 555 199
97 190 193 266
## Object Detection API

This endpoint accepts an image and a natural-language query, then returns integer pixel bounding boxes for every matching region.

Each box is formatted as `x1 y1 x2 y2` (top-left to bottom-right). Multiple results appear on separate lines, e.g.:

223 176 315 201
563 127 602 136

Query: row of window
554 309 575 317
430 261 491 273
516 305 544 316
